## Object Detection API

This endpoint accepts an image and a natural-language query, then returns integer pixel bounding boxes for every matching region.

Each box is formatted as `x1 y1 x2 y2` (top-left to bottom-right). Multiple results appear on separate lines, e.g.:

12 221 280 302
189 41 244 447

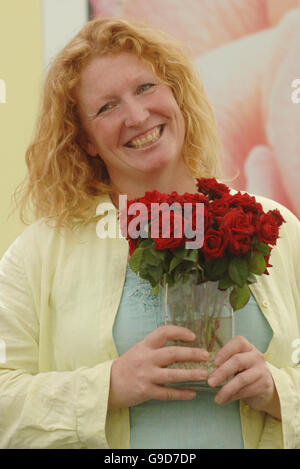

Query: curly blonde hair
15 17 222 230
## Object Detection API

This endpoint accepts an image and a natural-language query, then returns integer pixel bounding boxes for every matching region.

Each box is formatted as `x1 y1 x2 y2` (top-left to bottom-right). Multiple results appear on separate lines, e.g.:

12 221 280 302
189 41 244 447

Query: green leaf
144 249 161 266
254 242 270 256
165 273 175 288
169 256 183 273
218 274 234 290
129 247 144 273
174 266 183 283
229 257 248 287
186 250 198 262
150 285 160 295
205 257 228 280
173 247 188 259
148 264 164 283
151 249 166 260
230 284 250 311
138 238 154 249
173 247 197 262
247 251 266 275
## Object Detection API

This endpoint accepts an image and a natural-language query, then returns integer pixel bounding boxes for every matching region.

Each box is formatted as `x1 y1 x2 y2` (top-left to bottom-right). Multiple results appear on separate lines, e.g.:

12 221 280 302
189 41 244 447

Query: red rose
267 209 286 227
209 194 231 217
142 190 165 204
165 191 181 204
255 213 279 245
219 207 256 236
128 239 138 256
219 207 255 255
177 192 208 205
227 233 252 255
128 205 150 239
183 202 206 247
153 210 185 251
229 192 263 214
196 178 230 199
202 228 228 260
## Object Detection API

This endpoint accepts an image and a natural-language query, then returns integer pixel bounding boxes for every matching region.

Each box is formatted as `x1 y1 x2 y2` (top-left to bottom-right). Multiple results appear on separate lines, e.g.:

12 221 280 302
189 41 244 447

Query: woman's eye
97 103 113 115
138 83 155 94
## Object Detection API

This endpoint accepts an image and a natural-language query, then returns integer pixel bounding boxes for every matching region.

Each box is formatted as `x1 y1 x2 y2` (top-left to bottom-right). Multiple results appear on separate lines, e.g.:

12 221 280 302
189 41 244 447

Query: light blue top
113 265 273 449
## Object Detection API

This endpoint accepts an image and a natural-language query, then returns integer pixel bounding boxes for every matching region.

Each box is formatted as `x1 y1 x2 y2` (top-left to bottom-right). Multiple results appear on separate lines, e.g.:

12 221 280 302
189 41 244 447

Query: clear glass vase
157 276 234 392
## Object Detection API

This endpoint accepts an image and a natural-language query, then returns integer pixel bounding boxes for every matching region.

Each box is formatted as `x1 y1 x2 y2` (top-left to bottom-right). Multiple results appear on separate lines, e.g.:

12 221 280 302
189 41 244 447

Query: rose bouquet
121 178 285 310
119 178 285 388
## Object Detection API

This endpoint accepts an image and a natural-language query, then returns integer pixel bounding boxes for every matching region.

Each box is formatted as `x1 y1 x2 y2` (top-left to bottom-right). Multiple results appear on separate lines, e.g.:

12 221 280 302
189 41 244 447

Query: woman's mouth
125 125 164 149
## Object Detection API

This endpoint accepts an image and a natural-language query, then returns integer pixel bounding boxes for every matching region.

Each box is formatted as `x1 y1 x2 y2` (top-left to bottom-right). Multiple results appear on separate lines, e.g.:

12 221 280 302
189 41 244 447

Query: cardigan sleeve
0 235 112 449
273 207 300 448
240 197 300 449
265 203 300 449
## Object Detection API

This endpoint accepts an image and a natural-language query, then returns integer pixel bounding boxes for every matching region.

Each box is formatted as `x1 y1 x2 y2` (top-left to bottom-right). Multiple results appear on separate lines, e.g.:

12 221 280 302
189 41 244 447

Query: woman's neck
110 167 198 207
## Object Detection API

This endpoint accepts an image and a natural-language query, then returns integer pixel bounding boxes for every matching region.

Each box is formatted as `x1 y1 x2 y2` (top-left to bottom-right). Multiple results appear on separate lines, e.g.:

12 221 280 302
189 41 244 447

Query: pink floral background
89 0 300 219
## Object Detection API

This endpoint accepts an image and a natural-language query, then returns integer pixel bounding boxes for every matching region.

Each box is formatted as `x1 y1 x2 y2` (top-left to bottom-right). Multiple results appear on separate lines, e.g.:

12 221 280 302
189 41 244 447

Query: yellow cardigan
0 193 299 449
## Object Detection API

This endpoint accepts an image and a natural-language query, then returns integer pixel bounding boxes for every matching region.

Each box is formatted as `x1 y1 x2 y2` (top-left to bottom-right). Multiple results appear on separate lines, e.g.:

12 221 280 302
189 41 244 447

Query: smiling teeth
128 126 161 149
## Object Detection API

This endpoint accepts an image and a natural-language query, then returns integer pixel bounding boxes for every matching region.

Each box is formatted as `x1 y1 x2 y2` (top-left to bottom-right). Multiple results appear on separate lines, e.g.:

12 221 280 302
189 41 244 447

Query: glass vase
157 276 234 392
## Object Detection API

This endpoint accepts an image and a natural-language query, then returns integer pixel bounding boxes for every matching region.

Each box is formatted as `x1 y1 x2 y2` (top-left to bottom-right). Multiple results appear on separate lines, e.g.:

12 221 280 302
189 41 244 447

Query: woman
0 17 299 449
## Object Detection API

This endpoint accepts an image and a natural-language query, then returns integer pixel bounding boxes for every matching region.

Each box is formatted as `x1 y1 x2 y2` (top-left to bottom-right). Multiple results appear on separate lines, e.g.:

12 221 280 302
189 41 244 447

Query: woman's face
77 52 186 187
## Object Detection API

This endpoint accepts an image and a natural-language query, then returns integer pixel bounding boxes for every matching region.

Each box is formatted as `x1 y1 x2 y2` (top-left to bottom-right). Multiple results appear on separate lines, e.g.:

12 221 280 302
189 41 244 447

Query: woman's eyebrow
97 72 155 101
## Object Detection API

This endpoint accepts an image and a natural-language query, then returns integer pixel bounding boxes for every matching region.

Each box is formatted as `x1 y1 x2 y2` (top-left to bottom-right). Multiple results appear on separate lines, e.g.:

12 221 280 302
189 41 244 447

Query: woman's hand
207 335 281 420
108 325 209 409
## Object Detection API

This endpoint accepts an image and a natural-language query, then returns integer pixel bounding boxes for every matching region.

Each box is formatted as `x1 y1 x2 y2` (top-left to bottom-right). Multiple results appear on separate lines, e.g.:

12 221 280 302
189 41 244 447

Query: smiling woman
13 17 221 229
77 52 187 199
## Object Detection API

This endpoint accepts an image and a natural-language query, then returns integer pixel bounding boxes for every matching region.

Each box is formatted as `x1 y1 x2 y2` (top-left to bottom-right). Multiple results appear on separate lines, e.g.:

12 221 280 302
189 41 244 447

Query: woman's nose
124 99 150 127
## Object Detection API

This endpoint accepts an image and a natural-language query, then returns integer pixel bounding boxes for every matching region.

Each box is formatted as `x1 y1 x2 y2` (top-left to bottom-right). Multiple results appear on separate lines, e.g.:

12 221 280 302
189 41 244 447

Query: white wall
42 0 89 69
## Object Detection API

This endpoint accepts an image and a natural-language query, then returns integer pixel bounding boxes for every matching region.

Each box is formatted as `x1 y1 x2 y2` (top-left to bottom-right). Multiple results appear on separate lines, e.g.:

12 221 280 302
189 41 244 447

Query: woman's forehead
83 51 156 76
76 52 160 116
78 52 159 96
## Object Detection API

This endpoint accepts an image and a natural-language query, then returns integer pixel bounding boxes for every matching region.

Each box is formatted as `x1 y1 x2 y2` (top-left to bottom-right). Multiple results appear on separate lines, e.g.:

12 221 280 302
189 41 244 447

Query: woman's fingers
143 325 197 348
205 335 275 410
219 376 268 405
154 344 209 367
213 368 261 404
214 335 254 367
208 350 256 387
155 365 208 385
